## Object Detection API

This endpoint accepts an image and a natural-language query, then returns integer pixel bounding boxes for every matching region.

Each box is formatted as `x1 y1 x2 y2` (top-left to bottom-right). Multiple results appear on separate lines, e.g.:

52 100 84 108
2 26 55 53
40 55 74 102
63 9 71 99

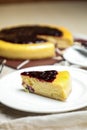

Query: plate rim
63 46 87 67
63 33 87 67
0 65 87 113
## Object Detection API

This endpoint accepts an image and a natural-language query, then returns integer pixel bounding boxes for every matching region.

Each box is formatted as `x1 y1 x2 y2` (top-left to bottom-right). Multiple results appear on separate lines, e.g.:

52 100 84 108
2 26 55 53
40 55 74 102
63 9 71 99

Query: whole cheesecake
21 70 71 101
0 25 73 59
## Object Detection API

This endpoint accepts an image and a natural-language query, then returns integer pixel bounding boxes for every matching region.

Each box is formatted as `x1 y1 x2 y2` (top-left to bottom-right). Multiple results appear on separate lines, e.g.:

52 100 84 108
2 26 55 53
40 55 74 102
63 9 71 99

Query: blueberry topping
21 70 58 82
0 25 63 44
26 85 34 93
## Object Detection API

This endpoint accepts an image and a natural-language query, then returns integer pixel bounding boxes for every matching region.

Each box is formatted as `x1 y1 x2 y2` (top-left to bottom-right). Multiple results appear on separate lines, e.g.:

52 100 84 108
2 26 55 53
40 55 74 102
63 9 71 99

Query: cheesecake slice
21 70 71 101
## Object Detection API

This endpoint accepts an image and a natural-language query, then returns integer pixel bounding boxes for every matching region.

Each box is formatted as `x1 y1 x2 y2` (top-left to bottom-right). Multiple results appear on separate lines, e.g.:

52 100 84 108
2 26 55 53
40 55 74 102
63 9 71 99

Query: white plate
63 33 87 67
63 47 87 67
0 65 87 113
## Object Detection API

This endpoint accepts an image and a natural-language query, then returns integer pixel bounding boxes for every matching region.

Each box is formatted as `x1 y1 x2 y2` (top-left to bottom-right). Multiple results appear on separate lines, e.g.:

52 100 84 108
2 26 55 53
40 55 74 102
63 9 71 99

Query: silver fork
0 59 7 73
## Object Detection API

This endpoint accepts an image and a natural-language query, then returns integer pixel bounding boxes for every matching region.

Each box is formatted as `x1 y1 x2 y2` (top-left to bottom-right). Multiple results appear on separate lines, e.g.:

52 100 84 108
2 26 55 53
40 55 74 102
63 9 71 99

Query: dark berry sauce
0 25 63 44
26 85 34 93
21 70 58 82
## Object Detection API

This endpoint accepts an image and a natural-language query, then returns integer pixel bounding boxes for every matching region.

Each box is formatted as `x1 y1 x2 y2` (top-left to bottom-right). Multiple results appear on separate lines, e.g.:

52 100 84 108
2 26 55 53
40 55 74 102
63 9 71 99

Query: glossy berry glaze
22 81 34 93
0 25 63 44
21 70 58 82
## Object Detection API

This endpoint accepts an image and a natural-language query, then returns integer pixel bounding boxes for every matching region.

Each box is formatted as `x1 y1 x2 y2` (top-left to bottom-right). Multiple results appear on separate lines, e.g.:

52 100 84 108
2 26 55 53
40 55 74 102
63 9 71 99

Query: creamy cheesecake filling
0 25 63 44
21 70 71 101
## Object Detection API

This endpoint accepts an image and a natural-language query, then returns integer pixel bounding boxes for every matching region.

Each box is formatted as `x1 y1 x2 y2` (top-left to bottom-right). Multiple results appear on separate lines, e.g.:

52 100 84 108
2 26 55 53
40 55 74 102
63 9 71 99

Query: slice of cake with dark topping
21 70 72 101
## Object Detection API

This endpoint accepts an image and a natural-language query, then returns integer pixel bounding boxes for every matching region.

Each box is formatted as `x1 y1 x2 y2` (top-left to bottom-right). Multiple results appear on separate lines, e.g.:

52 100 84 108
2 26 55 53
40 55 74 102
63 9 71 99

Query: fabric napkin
0 111 87 130
0 52 63 70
